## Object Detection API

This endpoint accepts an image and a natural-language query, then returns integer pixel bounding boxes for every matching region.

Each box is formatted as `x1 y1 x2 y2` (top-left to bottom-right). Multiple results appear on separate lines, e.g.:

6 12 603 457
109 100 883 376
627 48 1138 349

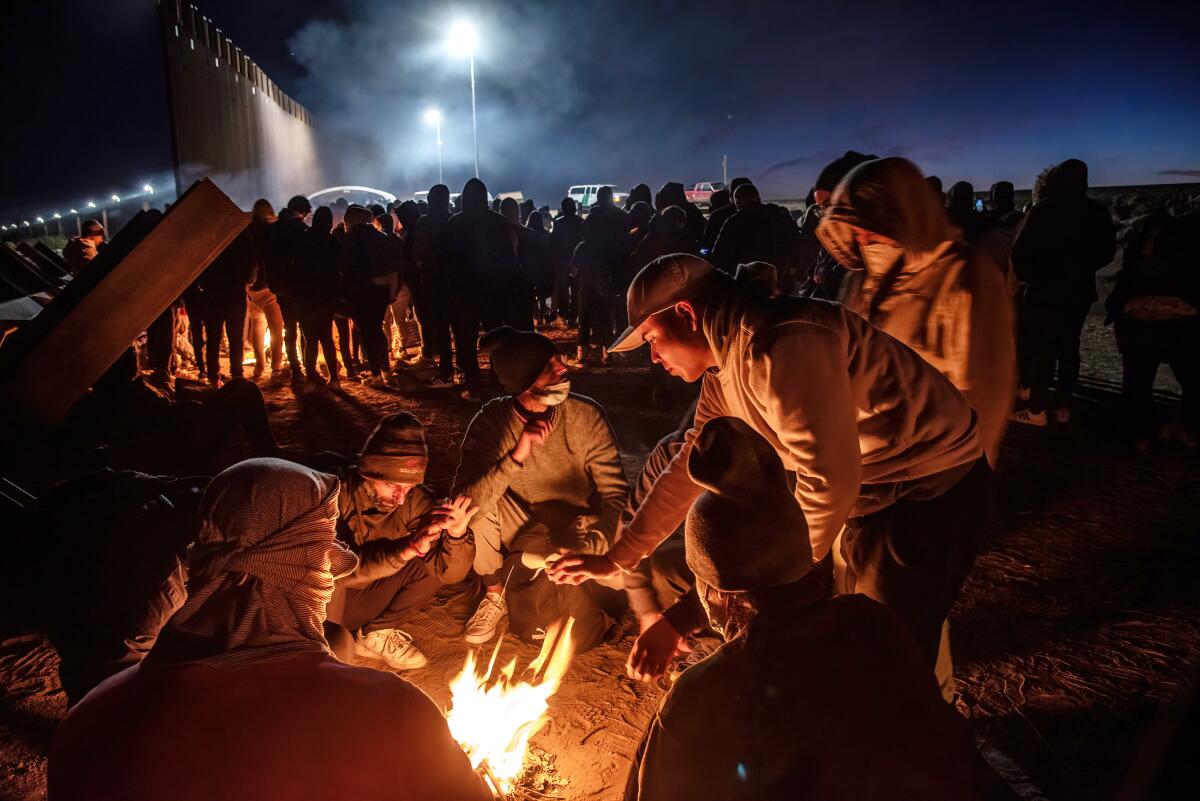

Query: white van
567 184 624 209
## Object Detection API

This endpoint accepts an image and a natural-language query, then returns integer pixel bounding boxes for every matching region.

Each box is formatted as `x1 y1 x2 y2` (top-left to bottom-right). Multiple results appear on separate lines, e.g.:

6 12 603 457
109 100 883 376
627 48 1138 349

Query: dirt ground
2 310 1198 801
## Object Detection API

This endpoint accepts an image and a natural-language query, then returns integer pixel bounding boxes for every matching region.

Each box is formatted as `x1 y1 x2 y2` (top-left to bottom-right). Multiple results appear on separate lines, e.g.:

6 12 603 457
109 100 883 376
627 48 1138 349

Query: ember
446 618 575 795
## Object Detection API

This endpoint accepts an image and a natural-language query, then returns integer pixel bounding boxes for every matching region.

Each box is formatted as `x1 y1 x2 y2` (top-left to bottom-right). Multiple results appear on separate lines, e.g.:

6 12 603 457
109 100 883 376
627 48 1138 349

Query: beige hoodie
608 281 981 569
816 157 1016 464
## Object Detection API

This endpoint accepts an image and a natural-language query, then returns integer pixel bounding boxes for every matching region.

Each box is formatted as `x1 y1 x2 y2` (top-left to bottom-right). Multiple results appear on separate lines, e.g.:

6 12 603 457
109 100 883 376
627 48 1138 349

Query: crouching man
325 412 479 670
453 326 628 646
625 419 978 801
50 458 490 801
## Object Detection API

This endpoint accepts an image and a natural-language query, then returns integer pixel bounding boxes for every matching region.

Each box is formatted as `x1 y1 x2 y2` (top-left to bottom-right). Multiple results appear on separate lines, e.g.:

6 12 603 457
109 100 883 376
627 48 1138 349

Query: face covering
531 379 571 406
696 578 730 640
860 242 905 276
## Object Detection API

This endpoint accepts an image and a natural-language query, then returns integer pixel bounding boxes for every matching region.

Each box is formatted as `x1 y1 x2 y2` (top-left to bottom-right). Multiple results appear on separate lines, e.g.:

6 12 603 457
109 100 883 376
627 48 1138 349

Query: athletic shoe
354 628 428 670
464 594 507 645
1010 409 1048 427
1053 407 1071 424
426 375 455 388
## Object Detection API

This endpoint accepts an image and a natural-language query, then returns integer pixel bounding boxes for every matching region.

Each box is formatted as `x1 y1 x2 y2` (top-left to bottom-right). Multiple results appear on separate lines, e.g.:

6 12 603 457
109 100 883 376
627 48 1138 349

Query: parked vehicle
567 184 624 210
685 181 726 208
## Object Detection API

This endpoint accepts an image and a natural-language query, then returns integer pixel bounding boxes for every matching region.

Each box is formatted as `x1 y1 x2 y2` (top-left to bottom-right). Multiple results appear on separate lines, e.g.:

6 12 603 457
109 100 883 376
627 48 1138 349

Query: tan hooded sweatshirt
816 157 1016 464
608 280 981 569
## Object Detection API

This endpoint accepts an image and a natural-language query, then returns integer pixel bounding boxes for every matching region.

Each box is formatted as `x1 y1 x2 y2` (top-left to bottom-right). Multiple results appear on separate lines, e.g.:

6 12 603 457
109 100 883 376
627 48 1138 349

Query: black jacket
445 182 522 293
551 212 583 271
1012 191 1116 307
709 203 803 278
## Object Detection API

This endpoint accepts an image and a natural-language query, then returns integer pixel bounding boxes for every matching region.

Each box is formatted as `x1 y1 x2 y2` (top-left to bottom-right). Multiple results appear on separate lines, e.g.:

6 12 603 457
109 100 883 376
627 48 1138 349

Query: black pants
144 306 176 374
578 289 614 349
1116 316 1200 438
450 292 483 384
276 294 305 377
334 314 357 374
1021 300 1090 413
183 296 208 376
349 286 392 376
420 282 455 379
202 294 247 380
299 313 338 379
324 558 441 660
840 457 992 667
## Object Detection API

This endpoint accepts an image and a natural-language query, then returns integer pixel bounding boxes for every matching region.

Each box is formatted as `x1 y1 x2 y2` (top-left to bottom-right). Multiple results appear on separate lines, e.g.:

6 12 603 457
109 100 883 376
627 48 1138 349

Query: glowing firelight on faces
445 618 575 794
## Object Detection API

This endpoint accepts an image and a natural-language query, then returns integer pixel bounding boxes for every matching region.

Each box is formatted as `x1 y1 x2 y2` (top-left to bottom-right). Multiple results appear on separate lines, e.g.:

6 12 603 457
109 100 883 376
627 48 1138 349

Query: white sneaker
354 628 428 670
1054 407 1071 424
1010 409 1048 427
464 594 507 645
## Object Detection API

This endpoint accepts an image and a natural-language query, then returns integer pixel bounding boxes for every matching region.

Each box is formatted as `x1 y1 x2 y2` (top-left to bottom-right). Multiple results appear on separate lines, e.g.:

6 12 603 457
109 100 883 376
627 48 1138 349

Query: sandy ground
2 310 1198 801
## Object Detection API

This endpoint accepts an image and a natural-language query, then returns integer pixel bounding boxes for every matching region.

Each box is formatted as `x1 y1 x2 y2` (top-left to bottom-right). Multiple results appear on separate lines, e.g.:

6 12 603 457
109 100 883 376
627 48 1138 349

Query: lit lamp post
424 108 444 185
446 21 479 179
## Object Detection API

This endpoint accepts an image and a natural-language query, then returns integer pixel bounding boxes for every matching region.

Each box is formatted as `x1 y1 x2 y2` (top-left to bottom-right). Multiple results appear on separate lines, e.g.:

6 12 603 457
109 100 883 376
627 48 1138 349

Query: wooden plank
0 179 247 428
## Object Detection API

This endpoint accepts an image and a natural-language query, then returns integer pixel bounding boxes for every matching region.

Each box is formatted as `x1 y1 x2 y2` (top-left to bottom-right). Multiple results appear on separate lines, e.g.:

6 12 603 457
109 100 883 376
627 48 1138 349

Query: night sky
3 0 1198 222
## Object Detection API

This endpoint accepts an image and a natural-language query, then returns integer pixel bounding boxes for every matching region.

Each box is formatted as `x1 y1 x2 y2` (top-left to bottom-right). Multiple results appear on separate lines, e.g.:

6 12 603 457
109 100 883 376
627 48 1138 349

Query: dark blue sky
2 0 1198 221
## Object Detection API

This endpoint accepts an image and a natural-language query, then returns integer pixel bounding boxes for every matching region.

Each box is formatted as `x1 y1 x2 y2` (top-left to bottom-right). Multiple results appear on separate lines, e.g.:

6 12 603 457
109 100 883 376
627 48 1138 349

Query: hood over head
1051 158 1089 198
461 178 489 213
428 184 451 212
627 183 653 207
814 151 877 193
816 157 960 271
946 181 976 212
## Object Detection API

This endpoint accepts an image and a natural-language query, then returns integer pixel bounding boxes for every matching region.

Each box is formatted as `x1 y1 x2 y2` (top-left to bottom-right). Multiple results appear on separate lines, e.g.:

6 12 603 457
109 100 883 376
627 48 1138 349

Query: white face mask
860 242 905 276
531 379 571 406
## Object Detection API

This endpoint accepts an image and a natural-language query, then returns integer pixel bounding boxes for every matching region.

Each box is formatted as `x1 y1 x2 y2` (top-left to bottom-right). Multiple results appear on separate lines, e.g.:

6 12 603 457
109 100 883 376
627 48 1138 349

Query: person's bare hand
432 494 479 538
546 552 620 585
627 617 690 681
511 419 553 464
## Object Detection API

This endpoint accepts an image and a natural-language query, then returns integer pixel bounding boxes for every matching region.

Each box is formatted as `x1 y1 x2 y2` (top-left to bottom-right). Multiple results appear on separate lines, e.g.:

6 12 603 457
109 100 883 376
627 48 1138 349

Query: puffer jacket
816 157 1016 465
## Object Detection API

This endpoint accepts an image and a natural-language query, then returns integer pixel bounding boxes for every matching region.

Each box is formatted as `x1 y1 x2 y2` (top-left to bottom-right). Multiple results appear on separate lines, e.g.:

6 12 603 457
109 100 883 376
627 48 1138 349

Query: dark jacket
519 224 556 299
198 230 256 302
291 228 342 317
582 202 633 264
338 224 405 296
1012 162 1116 307
1106 211 1200 322
444 179 523 293
709 202 803 279
551 212 583 271
260 217 308 297
702 202 738 254
626 594 979 801
410 206 452 293
626 215 699 283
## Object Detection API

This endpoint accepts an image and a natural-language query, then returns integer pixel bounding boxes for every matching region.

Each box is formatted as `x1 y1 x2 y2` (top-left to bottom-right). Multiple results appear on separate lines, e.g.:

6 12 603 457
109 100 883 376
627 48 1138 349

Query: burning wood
446 618 576 796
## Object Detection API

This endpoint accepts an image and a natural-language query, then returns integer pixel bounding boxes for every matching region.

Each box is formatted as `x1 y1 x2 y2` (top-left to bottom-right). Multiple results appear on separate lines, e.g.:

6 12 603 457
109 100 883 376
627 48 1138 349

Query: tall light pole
424 108 444 185
447 21 479 179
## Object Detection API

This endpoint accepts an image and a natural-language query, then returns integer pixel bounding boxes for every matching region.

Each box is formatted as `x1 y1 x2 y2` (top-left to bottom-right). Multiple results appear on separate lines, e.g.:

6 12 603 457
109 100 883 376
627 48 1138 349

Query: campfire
446 618 575 798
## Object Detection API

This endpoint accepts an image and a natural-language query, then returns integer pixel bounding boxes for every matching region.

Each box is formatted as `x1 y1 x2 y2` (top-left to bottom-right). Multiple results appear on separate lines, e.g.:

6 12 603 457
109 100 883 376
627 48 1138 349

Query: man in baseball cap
550 251 992 690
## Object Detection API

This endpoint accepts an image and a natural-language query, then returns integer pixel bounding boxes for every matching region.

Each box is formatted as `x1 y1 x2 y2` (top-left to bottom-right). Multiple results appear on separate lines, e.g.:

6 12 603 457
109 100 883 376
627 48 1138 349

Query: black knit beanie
815 151 878 193
480 326 557 396
358 412 428 483
684 417 812 592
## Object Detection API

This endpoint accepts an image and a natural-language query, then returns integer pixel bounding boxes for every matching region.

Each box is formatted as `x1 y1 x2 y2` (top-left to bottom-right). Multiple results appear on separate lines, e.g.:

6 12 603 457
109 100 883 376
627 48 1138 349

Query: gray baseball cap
609 253 722 352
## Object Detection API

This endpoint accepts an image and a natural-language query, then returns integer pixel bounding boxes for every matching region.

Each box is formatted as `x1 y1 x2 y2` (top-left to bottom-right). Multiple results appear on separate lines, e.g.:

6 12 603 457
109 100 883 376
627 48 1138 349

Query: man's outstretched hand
627 615 689 681
545 552 620 585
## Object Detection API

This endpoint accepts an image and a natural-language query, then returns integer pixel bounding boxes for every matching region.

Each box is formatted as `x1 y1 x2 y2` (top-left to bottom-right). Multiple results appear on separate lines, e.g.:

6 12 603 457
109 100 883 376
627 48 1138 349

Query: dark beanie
480 326 557 395
815 151 878 193
358 412 428 483
684 417 812 592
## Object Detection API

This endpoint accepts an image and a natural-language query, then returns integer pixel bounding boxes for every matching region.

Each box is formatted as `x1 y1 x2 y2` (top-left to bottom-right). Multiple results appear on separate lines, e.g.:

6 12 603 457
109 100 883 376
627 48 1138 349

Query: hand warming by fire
447 619 576 797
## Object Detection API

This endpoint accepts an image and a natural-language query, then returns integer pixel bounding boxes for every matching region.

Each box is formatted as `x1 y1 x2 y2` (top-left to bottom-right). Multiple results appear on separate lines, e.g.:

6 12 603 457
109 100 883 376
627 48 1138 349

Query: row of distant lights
1 184 155 231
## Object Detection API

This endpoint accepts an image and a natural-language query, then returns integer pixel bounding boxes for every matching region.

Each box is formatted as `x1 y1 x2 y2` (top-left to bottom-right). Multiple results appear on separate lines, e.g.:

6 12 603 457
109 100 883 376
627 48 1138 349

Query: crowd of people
33 152 1200 800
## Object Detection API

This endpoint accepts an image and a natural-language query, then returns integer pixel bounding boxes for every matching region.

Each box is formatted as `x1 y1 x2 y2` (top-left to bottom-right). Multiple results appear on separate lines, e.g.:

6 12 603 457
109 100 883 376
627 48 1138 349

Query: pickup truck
685 181 726 208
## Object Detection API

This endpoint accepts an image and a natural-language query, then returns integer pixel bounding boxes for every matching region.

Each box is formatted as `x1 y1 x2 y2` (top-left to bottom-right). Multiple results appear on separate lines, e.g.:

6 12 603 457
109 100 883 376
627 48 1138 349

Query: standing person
181 279 209 382
49 458 491 801
1010 158 1116 425
322 413 479 669
390 202 424 365
623 418 979 801
551 197 584 327
452 327 627 646
246 199 284 379
797 152 877 301
986 181 1022 229
817 157 1016 465
701 177 751 255
197 229 255 385
262 196 313 386
1105 210 1200 448
294 207 342 386
709 184 802 288
522 211 556 326
567 238 616 366
548 255 988 676
946 181 985 243
444 178 527 399
653 183 706 245
627 207 698 285
410 184 456 387
339 205 404 385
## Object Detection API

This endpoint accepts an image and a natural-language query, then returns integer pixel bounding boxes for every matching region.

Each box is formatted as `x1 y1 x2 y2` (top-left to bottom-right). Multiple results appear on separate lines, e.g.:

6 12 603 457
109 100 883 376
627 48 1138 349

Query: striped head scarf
154 458 358 667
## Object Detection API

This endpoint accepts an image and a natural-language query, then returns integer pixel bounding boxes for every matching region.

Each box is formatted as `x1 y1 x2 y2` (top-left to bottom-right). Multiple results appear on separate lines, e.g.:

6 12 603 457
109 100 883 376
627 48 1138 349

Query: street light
111 194 121 203
446 20 480 179
424 108 444 185
86 200 96 208
143 183 154 194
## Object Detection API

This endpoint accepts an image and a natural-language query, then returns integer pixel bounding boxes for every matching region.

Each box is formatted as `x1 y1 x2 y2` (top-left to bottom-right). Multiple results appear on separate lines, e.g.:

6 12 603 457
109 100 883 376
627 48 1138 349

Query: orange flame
446 619 575 793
